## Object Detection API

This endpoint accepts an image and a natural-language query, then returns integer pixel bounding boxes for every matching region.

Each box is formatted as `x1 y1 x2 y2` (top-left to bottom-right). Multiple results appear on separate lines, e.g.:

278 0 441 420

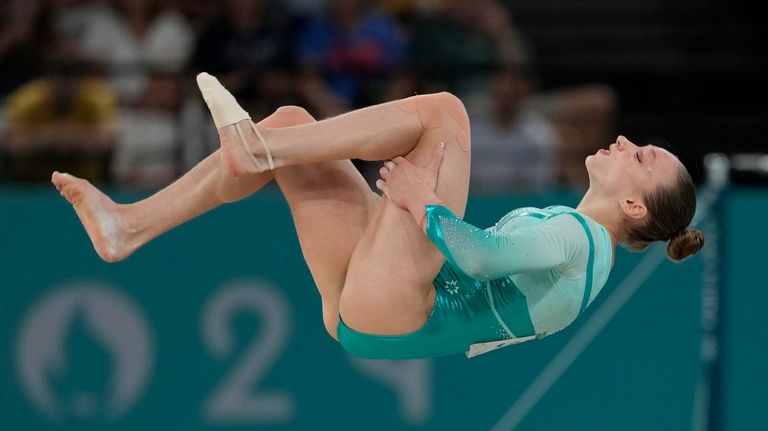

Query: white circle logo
15 282 154 421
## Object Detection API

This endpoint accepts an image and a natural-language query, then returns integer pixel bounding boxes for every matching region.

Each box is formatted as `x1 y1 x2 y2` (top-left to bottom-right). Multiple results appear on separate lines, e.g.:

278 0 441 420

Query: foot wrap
197 72 275 171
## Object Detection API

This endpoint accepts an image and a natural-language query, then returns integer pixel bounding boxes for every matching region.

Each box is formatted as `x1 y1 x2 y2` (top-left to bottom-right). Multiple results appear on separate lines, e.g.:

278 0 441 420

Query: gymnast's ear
620 198 647 220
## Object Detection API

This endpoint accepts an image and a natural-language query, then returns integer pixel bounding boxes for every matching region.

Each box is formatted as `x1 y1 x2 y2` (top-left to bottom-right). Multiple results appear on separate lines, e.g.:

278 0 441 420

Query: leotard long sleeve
424 205 585 281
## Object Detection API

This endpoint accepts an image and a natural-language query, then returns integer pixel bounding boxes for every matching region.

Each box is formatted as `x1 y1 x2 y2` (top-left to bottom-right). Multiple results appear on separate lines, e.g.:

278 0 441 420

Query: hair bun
667 229 705 262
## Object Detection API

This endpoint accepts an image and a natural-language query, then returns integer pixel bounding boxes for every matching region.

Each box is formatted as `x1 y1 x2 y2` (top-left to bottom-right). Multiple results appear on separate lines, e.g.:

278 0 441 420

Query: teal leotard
337 204 613 359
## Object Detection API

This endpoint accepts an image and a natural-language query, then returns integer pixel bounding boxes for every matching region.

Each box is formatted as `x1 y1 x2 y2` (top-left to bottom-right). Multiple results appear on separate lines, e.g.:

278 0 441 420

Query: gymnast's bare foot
51 171 141 262
196 72 274 176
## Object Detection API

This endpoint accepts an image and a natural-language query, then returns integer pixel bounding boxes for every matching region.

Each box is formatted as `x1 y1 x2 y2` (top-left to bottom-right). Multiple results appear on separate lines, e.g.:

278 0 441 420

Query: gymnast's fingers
379 166 390 180
429 141 446 174
392 156 409 166
384 160 396 170
375 179 389 197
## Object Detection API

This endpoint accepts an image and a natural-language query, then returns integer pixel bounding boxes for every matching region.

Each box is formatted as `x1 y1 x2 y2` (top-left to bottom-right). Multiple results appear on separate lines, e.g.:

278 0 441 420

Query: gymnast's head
584 135 705 261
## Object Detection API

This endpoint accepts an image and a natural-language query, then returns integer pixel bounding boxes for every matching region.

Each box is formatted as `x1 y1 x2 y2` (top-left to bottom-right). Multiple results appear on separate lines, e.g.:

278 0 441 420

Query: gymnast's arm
422 205 581 280
376 150 582 280
378 170 580 280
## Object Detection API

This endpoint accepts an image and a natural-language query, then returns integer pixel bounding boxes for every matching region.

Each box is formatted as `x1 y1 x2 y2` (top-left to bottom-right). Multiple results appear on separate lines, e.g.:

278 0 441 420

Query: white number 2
201 280 294 424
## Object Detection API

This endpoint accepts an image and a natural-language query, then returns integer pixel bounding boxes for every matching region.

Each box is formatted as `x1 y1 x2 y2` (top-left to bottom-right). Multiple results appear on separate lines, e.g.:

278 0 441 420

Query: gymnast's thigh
339 110 471 336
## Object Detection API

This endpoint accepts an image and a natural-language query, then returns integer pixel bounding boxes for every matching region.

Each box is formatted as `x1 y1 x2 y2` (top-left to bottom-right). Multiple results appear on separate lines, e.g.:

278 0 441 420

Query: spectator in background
168 0 218 35
467 64 559 194
536 84 618 190
2 44 117 184
190 0 298 117
76 0 194 104
51 0 109 44
467 64 617 194
74 0 194 189
294 0 410 118
0 0 107 100
399 0 618 193
294 0 410 184
0 0 53 100
409 0 529 98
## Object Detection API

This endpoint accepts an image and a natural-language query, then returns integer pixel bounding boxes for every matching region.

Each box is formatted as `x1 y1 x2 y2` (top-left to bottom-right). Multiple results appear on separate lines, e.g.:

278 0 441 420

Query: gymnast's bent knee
393 92 470 152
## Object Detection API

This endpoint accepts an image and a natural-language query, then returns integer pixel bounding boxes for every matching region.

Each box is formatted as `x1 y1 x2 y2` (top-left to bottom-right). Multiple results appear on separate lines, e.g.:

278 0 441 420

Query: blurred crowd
0 0 617 194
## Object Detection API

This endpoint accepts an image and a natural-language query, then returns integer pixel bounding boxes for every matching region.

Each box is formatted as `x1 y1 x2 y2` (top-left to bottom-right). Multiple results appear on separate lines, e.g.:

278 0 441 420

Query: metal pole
693 153 730 431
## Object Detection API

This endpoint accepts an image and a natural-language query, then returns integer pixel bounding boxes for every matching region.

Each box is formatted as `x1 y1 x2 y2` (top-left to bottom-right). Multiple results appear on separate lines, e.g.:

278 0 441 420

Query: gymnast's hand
376 142 445 215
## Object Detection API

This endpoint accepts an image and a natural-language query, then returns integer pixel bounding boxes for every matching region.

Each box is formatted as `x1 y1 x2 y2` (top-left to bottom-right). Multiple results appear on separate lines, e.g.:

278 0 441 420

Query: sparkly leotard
337 204 613 359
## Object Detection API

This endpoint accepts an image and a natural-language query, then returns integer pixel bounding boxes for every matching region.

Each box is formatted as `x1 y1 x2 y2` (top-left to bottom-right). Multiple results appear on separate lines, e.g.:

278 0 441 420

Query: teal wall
0 187 763 430
723 189 768 430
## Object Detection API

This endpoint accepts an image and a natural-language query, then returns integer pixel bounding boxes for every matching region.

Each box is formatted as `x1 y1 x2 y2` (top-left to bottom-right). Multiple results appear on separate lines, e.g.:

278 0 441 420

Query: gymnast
51 73 704 359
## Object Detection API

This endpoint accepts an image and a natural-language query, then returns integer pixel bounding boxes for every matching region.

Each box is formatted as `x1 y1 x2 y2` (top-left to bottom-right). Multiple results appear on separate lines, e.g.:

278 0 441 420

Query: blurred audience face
44 43 89 113
491 67 531 120
48 65 82 114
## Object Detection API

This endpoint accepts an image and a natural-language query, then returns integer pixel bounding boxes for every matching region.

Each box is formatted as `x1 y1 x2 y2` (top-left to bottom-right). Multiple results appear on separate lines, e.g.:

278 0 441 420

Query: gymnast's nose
616 135 635 150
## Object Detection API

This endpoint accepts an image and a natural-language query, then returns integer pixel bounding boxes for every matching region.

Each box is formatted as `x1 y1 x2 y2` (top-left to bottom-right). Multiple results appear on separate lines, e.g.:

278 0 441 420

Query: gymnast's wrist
406 186 440 215
408 192 442 231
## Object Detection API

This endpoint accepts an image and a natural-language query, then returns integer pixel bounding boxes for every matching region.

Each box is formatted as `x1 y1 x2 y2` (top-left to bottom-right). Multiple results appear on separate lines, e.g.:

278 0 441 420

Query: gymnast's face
585 136 681 215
